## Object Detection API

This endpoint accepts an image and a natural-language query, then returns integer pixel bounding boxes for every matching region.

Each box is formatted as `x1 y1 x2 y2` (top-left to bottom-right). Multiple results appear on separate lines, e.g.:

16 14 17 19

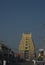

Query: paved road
20 62 33 65
16 61 34 65
16 61 45 65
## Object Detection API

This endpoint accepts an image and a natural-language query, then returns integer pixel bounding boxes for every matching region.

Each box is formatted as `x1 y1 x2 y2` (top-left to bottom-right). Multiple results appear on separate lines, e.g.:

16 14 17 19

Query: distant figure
32 59 36 65
3 60 6 65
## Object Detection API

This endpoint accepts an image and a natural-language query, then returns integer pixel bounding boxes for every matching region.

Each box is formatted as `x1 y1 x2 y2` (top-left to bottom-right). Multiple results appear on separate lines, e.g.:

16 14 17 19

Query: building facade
0 42 16 65
19 33 35 61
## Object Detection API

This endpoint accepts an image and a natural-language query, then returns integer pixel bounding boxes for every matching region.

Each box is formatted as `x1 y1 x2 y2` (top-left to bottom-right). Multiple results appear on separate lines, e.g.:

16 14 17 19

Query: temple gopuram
19 33 35 61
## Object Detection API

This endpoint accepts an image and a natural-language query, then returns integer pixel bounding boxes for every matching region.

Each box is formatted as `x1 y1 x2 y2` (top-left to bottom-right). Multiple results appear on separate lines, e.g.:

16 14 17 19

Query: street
16 61 45 65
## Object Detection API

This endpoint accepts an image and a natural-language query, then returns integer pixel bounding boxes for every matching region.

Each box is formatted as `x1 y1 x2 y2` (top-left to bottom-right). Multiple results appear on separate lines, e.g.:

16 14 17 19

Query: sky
0 0 45 51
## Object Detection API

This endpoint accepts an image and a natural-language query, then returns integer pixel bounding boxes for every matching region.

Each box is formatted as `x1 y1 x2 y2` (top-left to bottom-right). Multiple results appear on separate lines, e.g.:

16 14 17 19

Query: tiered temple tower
19 33 35 61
